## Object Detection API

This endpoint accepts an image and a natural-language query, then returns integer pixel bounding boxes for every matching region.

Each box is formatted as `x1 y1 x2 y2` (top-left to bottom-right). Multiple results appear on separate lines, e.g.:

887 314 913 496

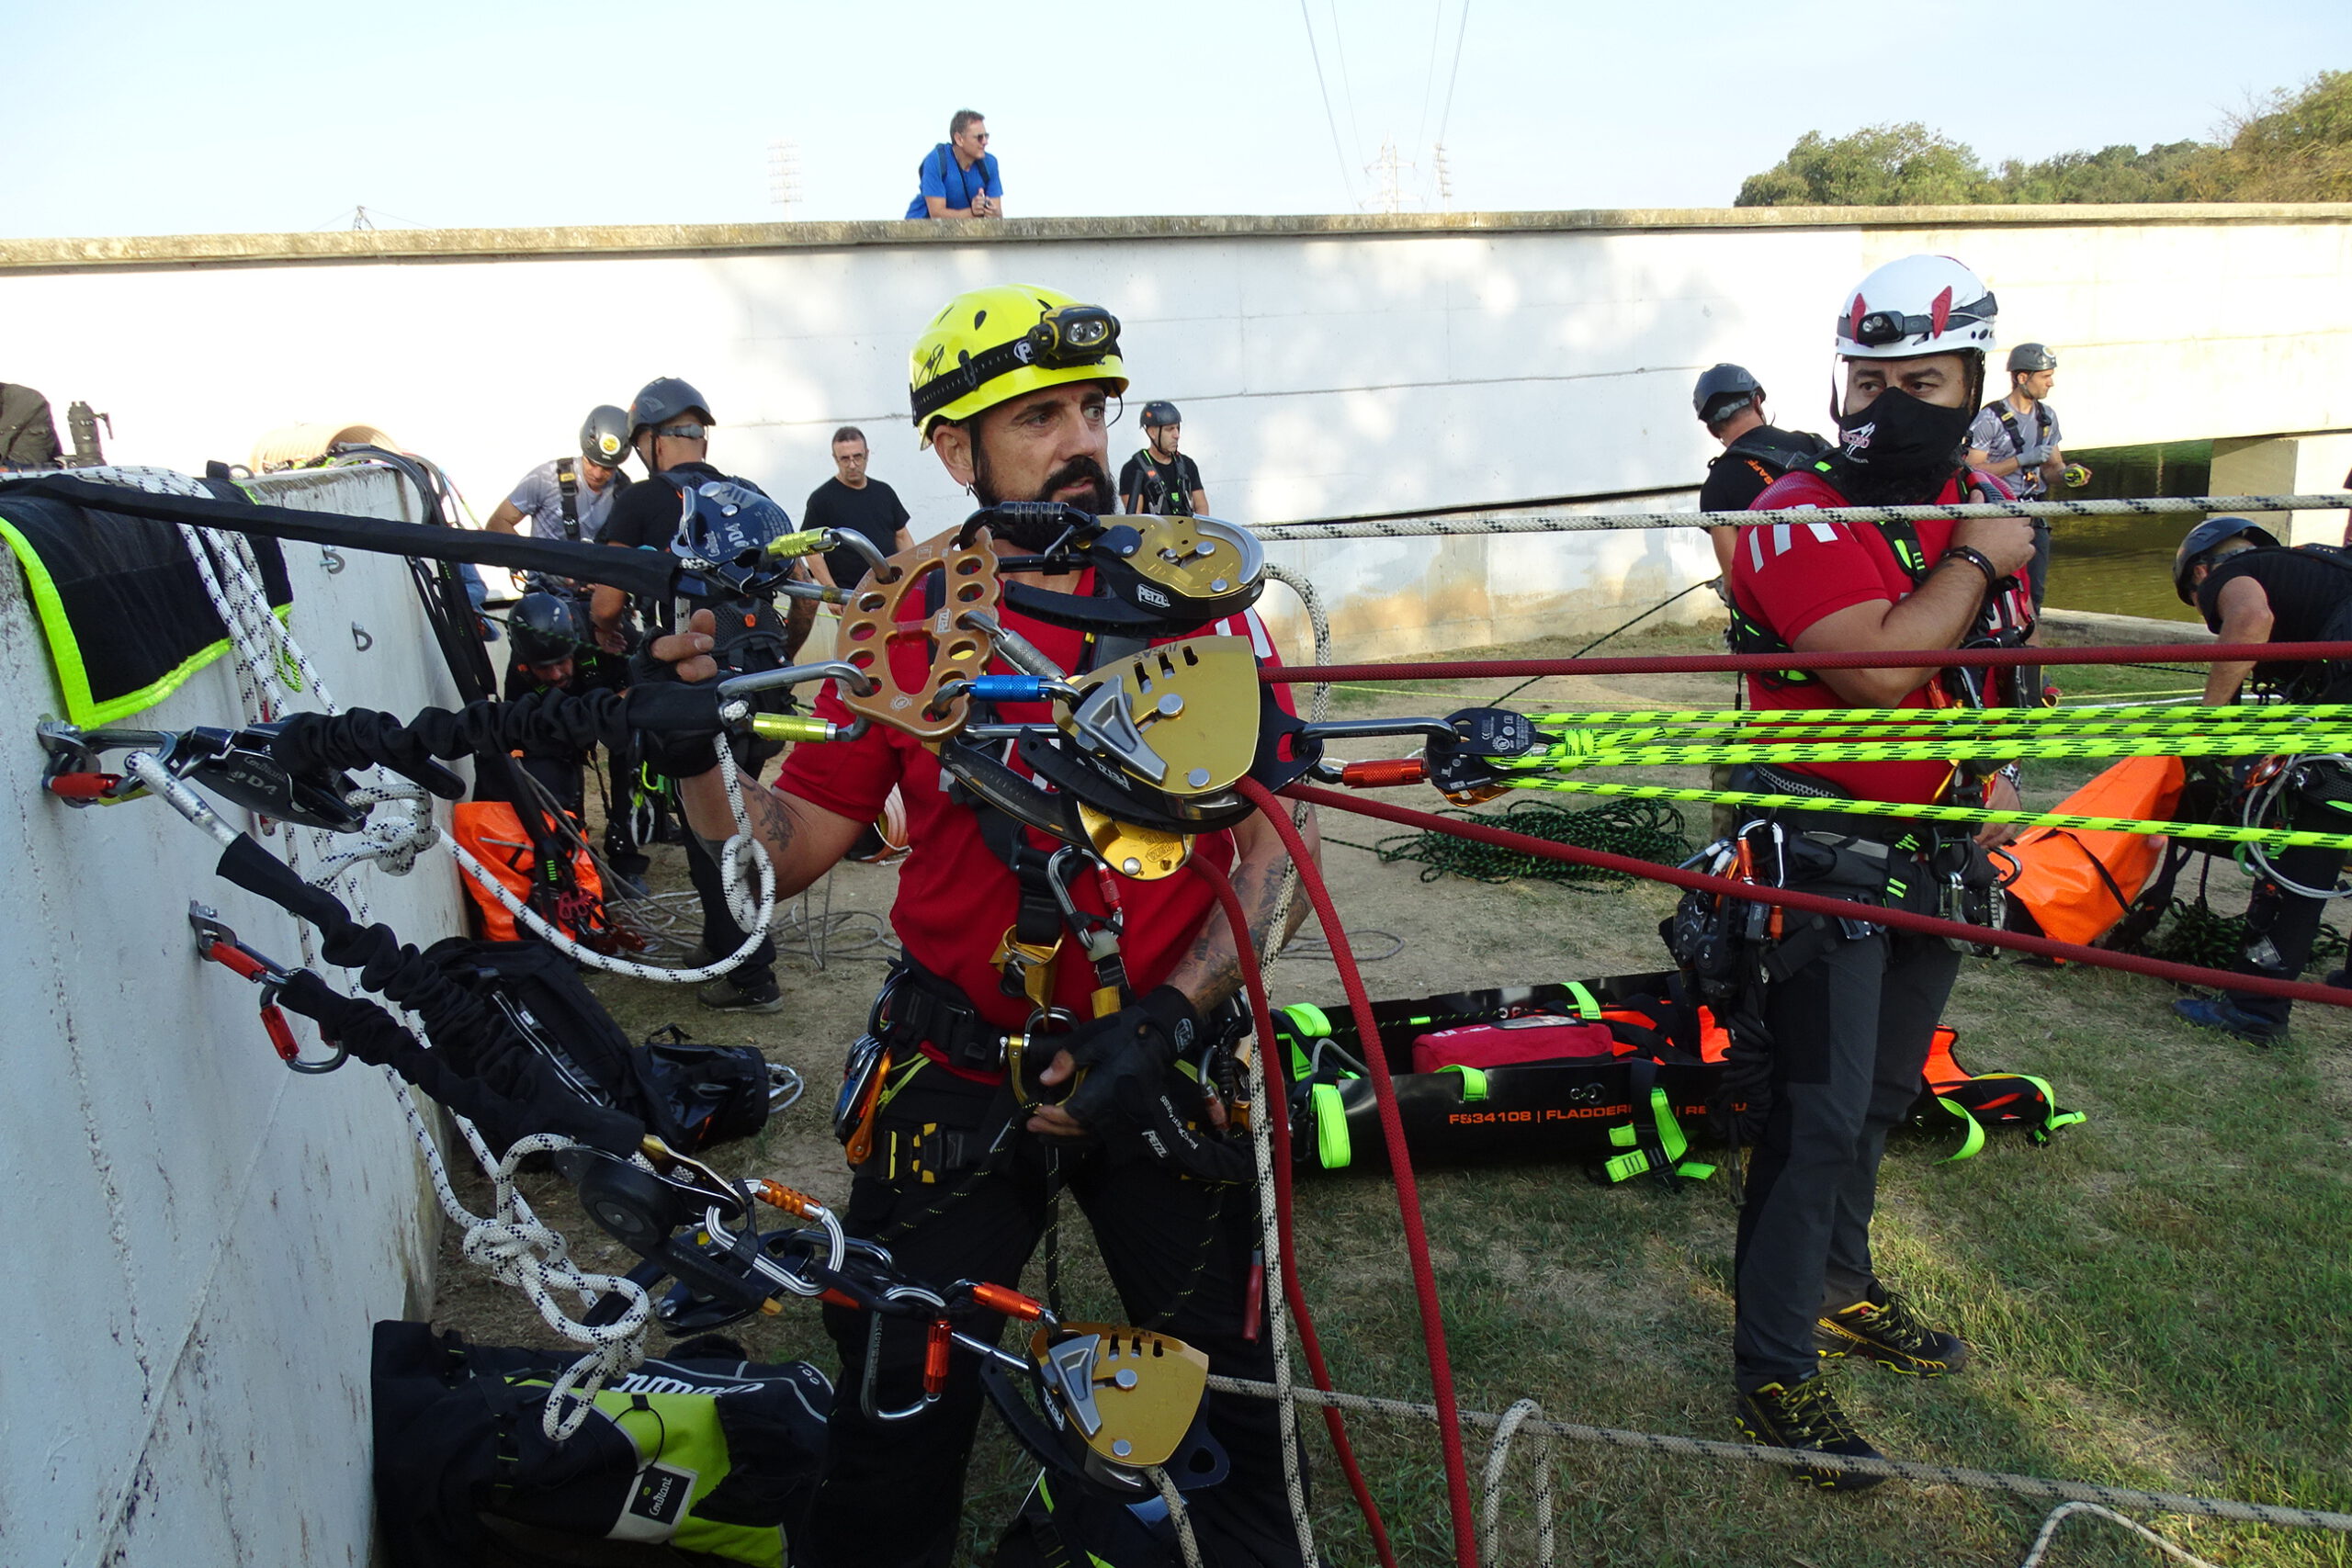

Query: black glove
1057 988 1252 1184
625 647 727 778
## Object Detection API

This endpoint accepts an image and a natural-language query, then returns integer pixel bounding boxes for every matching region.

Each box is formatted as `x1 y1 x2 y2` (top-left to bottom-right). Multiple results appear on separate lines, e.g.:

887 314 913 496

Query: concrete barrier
0 467 466 1567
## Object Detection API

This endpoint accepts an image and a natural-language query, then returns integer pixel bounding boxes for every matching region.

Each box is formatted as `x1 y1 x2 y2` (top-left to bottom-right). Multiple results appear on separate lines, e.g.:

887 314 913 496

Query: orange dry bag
449 800 605 942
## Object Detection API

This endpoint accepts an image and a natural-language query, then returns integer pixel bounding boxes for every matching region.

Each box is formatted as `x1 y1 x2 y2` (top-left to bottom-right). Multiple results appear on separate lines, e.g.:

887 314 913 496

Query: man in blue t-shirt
904 108 1002 220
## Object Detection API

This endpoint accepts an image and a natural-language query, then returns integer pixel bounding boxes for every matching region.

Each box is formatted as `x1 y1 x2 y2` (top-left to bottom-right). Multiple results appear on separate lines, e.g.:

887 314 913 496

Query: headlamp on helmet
909 284 1132 446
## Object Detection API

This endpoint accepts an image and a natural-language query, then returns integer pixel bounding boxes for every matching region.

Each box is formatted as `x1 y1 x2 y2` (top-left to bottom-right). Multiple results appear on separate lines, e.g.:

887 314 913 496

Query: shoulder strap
1993 404 2026 453
554 460 580 539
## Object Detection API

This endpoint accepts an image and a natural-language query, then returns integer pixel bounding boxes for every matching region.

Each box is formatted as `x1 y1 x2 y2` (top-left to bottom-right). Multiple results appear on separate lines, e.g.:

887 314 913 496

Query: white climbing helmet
1833 254 1998 361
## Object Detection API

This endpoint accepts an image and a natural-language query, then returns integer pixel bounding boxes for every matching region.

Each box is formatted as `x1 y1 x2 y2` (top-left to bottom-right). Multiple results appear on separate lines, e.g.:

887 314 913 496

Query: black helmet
628 378 715 441
2173 516 2280 604
1140 400 1181 429
2007 343 2058 374
1692 364 1762 423
581 404 631 468
509 592 591 666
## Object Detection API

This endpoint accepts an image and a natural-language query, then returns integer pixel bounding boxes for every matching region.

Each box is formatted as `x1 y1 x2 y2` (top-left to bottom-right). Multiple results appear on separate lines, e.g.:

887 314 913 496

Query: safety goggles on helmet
1847 293 1998 349
910 294 1127 430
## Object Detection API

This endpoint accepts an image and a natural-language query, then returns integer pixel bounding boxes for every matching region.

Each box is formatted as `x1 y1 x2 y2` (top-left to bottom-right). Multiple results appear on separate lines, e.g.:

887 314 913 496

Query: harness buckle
991 928 1063 1009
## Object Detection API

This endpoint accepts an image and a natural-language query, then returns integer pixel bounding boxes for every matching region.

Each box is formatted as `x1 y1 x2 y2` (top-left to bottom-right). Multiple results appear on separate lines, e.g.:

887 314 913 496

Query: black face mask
1833 386 1974 477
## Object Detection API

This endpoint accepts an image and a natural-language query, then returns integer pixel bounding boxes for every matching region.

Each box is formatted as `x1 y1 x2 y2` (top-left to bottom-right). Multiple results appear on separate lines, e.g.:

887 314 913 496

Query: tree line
1736 71 2349 207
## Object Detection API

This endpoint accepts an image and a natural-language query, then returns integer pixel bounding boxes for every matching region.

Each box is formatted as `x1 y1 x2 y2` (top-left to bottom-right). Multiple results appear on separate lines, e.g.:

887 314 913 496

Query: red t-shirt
1727 469 2026 805
776 570 1289 1045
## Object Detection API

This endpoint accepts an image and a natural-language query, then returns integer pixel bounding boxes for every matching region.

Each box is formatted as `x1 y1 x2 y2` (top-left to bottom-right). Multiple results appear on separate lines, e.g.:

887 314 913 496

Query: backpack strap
554 459 581 540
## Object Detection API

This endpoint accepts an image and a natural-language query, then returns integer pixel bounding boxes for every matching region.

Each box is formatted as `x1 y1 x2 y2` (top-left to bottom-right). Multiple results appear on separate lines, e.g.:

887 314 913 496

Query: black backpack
425 938 775 1154
371 1322 831 1568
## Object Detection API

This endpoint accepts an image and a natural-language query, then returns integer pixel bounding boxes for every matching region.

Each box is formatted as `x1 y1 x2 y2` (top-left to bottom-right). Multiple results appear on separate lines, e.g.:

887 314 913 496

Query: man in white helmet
1718 254 2039 1488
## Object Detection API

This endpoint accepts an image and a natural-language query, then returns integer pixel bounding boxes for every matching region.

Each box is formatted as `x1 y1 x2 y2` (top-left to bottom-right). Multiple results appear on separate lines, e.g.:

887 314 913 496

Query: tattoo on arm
1168 854 1295 1010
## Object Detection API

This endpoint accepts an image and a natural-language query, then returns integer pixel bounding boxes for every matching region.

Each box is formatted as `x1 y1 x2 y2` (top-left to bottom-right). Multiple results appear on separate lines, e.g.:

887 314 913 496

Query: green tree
2197 69 2352 201
1735 123 1992 207
1991 141 2211 204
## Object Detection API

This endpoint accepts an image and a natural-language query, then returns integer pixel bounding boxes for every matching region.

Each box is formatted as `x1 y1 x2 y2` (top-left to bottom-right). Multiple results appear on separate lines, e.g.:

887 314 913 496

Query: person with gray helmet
1118 400 1206 515
484 405 635 542
2171 516 2352 1042
1967 344 2091 608
594 376 807 1013
1693 364 1829 573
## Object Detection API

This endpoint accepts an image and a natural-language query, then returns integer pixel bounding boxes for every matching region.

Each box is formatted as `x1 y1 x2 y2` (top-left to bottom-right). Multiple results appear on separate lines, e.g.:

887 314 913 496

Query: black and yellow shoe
1816 1292 1968 1376
1734 1373 1887 1492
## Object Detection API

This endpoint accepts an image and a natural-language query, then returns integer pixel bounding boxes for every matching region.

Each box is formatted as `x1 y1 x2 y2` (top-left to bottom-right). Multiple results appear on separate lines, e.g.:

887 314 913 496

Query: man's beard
970 445 1116 548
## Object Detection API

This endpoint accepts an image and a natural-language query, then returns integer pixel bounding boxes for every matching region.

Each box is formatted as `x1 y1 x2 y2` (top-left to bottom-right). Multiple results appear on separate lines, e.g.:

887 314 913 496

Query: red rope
1186 856 1400 1568
1238 777 1483 1568
1284 783 2352 1008
1261 639 2352 685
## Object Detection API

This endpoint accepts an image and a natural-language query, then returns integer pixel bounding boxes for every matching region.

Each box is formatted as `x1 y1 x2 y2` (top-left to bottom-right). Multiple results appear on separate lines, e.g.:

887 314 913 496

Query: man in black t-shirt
1692 364 1828 573
593 377 809 1014
802 426 912 590
1118 400 1206 515
2174 517 2352 1041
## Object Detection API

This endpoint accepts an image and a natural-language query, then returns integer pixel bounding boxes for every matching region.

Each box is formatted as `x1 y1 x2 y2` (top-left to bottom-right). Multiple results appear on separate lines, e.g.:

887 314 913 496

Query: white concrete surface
2213 432 2352 547
5 207 2347 660
0 467 464 1567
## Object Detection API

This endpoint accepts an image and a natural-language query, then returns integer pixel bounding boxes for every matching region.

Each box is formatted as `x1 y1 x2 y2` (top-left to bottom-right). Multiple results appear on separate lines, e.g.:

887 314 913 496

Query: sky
5 1 2347 237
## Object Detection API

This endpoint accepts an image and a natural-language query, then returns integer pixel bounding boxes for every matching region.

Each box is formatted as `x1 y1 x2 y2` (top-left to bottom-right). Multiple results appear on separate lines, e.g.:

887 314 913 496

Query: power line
1326 0 1366 183
1296 0 1358 208
1432 0 1472 167
1411 0 1446 174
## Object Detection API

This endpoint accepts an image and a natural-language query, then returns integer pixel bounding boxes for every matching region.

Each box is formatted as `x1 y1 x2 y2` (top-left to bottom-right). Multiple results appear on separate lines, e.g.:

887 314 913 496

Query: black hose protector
269 685 723 799
216 837 643 1155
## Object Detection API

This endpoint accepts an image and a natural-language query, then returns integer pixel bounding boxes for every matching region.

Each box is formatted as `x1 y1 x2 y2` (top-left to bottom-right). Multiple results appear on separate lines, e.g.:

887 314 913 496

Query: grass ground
431 623 2351 1568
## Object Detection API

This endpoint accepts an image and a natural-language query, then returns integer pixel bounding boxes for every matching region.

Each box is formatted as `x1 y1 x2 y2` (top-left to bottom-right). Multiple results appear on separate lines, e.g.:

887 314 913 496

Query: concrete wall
0 467 464 1567
6 205 2348 659
2212 432 2352 547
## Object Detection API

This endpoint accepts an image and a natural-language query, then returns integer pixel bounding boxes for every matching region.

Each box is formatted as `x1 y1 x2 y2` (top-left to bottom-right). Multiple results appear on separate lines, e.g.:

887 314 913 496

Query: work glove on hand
625 643 729 778
1051 987 1252 1184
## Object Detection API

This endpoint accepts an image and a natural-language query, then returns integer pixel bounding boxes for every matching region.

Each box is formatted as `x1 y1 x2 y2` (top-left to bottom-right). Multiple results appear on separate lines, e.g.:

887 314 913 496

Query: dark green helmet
509 591 591 666
1692 364 1761 423
628 378 715 441
580 404 631 468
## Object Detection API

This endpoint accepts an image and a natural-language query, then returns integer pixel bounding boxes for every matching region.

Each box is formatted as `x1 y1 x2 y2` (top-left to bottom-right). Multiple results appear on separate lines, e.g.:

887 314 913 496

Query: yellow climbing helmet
908 283 1128 447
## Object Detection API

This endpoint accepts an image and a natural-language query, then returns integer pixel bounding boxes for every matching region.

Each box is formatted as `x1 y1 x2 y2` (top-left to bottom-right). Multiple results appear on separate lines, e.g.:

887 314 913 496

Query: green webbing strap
1508 775 2352 853
1601 1086 1715 1184
1561 981 1601 1021
1981 1071 2087 1142
1311 1083 1351 1170
1281 1003 1332 1082
1931 1097 1989 1163
0 511 296 727
1433 1064 1489 1102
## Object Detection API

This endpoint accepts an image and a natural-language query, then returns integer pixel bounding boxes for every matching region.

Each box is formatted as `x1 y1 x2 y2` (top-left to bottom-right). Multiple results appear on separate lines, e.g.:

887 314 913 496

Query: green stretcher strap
1432 1064 1489 1102
1932 1096 1989 1163
1561 980 1600 1021
1601 1085 1714 1184
1979 1071 2086 1143
1311 1082 1351 1170
1281 1002 1333 1038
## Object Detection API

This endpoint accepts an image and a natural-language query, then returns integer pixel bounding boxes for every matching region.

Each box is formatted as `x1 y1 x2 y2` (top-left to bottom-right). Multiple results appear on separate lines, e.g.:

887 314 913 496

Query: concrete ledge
2041 607 2212 646
6 202 2351 272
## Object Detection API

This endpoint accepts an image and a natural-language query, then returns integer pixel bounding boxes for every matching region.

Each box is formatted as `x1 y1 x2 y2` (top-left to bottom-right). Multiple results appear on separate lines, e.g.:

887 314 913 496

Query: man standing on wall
904 109 1001 220
1693 365 1828 573
1119 400 1207 515
639 284 1312 1566
1724 254 2038 1488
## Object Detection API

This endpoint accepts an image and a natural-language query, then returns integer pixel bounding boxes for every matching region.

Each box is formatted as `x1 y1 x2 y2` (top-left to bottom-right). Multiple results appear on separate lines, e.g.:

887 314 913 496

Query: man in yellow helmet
641 284 1314 1566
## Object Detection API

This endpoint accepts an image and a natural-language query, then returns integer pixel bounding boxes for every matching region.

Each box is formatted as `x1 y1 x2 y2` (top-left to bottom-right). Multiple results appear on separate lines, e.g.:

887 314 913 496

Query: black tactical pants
1733 919 1960 1392
685 824 776 993
792 1057 1302 1568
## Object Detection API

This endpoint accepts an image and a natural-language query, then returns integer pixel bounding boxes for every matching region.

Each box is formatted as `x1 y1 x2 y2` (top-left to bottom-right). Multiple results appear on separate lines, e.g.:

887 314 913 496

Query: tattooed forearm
1166 852 1296 1010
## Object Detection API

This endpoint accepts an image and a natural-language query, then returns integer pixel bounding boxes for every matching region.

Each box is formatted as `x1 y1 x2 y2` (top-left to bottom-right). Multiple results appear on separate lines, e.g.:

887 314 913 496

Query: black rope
1494 578 1722 705
1328 796 1690 889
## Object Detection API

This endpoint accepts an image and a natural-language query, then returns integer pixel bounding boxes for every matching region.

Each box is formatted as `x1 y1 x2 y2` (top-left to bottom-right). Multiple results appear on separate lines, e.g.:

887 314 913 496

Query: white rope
1204 1374 2352 1533
2018 1502 2222 1568
1252 491 2352 541
1479 1398 1555 1568
1148 1466 1206 1568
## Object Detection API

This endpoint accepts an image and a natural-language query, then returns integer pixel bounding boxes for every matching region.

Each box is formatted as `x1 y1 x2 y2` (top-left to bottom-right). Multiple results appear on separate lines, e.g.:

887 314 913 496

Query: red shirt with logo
1727 468 2025 805
776 569 1289 1040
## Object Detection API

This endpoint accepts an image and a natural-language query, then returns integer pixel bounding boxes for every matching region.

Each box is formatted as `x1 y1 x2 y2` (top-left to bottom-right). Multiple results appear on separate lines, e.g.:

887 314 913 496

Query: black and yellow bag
371 1322 831 1568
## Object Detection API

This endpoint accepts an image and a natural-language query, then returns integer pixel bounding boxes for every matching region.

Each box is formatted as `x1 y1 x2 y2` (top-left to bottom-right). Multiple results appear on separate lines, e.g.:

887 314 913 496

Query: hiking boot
680 943 714 971
1816 1293 1968 1376
697 977 784 1014
1733 1373 1887 1492
2171 995 2284 1044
